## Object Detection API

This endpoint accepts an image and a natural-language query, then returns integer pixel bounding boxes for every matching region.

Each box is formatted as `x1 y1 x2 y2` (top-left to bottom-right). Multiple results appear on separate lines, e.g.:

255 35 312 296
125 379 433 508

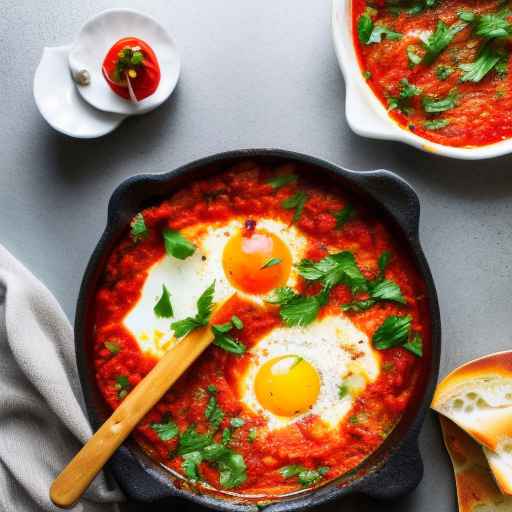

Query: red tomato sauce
352 0 512 147
92 161 431 497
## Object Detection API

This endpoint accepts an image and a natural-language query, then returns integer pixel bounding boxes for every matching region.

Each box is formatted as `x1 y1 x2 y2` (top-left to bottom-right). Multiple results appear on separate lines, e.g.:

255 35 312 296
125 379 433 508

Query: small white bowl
69 8 181 116
331 0 512 160
33 45 126 139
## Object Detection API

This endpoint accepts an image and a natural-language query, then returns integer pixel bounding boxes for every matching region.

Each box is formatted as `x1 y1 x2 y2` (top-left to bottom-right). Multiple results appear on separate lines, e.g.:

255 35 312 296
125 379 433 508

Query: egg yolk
222 229 292 294
254 355 320 417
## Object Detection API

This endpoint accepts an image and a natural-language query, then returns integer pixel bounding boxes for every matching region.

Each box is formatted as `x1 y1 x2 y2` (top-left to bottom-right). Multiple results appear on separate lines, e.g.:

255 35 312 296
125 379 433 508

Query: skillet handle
354 434 423 500
350 169 420 239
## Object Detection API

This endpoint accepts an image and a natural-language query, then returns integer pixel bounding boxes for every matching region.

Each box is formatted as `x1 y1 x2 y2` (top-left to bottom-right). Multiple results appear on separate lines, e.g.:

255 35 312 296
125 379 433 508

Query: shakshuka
352 0 512 147
92 161 430 496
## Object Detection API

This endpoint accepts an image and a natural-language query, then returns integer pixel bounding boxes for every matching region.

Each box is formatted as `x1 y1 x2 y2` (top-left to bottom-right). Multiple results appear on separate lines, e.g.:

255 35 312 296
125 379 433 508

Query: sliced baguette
439 416 512 511
432 351 512 495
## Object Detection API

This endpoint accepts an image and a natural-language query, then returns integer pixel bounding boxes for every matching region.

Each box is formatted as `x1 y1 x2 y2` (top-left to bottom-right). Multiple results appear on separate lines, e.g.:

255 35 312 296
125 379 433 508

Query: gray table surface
3 0 512 510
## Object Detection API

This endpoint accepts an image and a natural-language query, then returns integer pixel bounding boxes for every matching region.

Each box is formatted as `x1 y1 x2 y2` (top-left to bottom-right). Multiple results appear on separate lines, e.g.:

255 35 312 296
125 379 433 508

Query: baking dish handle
354 434 424 500
348 169 420 239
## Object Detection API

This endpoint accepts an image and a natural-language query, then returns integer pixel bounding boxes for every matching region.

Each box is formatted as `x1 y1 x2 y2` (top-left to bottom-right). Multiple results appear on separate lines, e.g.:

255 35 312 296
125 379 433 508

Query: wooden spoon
50 299 230 508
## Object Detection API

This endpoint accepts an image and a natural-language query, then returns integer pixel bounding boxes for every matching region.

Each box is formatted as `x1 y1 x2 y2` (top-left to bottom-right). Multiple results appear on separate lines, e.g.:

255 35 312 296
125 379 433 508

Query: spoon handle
50 324 215 508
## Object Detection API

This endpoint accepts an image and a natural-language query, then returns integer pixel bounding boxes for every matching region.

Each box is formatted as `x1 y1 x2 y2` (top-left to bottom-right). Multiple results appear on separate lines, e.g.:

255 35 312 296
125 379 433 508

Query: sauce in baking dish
91 161 430 496
352 0 512 147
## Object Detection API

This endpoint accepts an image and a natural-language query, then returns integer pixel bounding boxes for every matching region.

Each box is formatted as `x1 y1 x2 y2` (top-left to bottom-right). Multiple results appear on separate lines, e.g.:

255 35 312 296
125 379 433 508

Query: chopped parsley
474 10 512 39
231 315 244 330
171 281 215 338
280 465 329 487
248 427 257 443
150 416 179 441
338 384 349 399
267 288 323 327
297 251 367 293
261 257 282 269
422 20 467 65
424 119 449 130
282 191 308 223
422 89 458 113
266 174 297 189
459 42 508 82
104 340 121 354
212 320 245 355
230 418 245 428
115 375 130 399
130 213 148 242
205 395 224 431
154 284 173 318
372 315 423 356
407 46 422 68
333 204 353 229
436 64 454 80
387 78 422 114
163 228 196 260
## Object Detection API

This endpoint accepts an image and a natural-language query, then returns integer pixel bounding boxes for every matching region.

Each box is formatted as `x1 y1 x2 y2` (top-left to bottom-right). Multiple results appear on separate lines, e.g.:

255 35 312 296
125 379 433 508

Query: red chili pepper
102 37 161 101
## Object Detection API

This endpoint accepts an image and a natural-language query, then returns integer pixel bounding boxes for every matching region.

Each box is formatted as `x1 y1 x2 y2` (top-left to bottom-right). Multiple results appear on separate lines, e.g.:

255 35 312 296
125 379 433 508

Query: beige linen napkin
0 243 123 512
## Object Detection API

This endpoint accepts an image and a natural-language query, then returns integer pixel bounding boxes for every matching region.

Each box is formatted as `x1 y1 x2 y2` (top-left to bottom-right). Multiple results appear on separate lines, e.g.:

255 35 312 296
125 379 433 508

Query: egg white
239 315 381 431
123 218 307 358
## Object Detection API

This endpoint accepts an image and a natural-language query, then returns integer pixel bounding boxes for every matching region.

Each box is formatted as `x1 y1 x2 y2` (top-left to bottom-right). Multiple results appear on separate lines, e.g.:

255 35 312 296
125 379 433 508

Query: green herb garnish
261 257 282 269
266 174 298 189
436 65 455 80
422 20 467 65
205 395 224 431
154 284 173 318
280 465 329 487
422 89 458 113
407 46 422 68
163 228 196 260
372 315 423 356
460 42 508 82
151 417 179 441
171 281 215 338
387 78 422 114
212 317 246 355
104 341 121 354
424 119 449 130
115 375 130 399
130 213 148 242
282 191 308 223
334 204 353 229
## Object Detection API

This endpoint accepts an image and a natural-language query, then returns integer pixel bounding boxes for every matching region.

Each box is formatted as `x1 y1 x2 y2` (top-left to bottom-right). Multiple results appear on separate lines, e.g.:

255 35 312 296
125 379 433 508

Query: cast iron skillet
75 148 441 512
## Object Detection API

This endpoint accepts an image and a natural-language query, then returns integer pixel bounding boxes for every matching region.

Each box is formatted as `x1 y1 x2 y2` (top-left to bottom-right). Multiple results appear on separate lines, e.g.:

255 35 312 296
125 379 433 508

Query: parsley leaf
104 341 121 354
231 315 244 330
280 465 329 487
248 428 257 443
474 10 512 39
298 467 329 487
266 287 297 305
367 25 402 44
178 426 213 455
230 418 245 428
171 282 215 338
130 213 148 242
424 119 449 130
282 191 308 223
422 21 467 65
459 43 508 82
373 315 412 350
372 315 424 357
387 78 422 114
267 174 297 189
154 284 173 318
151 418 179 441
163 228 196 260
370 279 406 304
212 317 246 355
407 46 422 68
182 451 203 480
218 452 247 488
261 257 282 269
403 333 423 357
358 13 374 44
115 375 130 399
342 299 376 312
436 64 454 80
297 251 367 293
205 395 224 431
338 384 349 399
334 204 353 229
422 89 458 113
